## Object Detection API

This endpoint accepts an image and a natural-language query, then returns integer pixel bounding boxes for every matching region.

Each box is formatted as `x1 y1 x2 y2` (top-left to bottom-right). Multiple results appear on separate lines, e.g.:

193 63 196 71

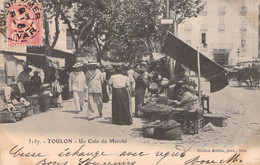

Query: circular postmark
6 1 42 46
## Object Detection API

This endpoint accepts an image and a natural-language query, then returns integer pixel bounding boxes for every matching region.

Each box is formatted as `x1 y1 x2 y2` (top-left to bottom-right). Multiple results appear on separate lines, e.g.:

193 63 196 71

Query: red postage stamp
7 2 42 46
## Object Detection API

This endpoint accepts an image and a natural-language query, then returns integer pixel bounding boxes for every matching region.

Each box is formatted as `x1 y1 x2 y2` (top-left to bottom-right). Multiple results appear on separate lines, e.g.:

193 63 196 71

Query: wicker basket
0 110 23 122
139 106 173 121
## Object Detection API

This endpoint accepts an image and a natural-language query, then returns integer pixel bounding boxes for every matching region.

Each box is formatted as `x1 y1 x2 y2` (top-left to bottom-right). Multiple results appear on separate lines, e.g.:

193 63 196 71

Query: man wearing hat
85 62 103 120
69 62 87 113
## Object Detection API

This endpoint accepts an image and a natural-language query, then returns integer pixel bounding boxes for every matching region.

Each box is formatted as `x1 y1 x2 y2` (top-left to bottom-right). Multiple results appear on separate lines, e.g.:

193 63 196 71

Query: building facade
178 0 259 66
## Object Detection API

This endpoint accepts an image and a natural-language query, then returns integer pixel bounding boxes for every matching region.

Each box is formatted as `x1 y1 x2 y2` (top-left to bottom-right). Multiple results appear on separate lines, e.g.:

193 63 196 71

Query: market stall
0 47 74 122
140 32 230 139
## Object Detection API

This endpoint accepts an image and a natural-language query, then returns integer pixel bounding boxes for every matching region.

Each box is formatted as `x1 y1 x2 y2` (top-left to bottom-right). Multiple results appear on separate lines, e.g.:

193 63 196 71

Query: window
218 24 225 32
66 29 74 50
240 6 247 16
200 24 208 31
201 33 207 46
186 39 191 44
218 6 226 16
240 32 247 51
240 23 247 32
240 0 247 16
201 5 208 16
184 24 192 31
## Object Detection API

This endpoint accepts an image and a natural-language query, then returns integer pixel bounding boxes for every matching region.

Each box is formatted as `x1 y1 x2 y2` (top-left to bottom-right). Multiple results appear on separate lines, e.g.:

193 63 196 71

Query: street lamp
237 48 240 64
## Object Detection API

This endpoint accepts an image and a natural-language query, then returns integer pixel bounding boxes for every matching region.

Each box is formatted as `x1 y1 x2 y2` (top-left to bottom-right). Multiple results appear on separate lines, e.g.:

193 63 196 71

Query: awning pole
197 46 201 102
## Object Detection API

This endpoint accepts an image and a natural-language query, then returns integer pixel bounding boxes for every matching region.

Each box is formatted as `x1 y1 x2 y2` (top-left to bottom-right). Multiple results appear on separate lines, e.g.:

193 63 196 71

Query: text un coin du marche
29 138 127 145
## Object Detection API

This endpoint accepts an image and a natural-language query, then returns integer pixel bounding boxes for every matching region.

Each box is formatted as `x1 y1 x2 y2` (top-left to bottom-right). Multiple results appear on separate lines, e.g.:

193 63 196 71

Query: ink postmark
6 0 42 46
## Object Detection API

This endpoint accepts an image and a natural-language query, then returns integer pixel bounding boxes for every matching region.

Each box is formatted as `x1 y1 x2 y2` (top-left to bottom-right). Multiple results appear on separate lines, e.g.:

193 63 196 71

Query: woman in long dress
109 66 132 125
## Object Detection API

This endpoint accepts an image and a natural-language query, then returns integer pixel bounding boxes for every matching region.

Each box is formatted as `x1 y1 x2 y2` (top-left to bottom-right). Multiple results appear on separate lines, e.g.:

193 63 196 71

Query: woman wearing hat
109 65 132 125
85 62 103 120
69 63 87 113
172 84 202 112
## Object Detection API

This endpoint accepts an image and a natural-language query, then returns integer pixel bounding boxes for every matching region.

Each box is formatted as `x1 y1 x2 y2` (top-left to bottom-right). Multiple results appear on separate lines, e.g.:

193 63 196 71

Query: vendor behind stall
30 71 42 92
173 84 202 113
167 67 192 101
17 67 32 96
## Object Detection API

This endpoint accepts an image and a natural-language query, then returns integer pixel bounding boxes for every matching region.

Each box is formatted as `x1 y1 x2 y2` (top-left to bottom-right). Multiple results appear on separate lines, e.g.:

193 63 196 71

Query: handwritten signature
185 153 242 165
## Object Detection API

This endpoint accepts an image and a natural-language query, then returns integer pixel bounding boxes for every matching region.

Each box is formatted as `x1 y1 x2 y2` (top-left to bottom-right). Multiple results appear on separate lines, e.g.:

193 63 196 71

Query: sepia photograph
0 0 260 164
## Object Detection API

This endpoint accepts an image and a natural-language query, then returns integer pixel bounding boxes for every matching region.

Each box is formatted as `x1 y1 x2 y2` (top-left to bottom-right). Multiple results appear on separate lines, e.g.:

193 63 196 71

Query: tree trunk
43 13 50 47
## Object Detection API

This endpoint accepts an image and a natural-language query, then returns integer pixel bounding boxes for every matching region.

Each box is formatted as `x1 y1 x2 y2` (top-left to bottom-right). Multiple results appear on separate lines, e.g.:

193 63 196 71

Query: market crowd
67 60 201 125
9 60 201 126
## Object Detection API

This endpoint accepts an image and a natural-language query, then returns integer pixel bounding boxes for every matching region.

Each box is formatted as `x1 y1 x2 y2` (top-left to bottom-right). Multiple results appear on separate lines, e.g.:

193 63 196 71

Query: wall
178 0 259 66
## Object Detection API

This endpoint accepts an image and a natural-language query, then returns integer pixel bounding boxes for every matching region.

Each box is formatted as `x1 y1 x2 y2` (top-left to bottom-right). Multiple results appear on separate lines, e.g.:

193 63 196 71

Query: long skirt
102 82 110 103
135 87 146 117
88 93 102 119
112 88 132 125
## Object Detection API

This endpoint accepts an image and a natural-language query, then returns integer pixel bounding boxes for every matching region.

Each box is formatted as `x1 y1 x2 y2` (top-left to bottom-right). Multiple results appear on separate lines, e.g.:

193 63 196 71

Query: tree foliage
42 0 205 62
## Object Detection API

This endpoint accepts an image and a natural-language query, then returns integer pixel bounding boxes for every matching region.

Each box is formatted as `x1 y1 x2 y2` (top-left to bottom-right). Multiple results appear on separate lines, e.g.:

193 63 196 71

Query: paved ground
1 81 260 148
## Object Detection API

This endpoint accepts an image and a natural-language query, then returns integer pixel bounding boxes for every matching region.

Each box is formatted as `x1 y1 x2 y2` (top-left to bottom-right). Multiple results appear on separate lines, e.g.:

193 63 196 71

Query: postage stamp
6 1 42 46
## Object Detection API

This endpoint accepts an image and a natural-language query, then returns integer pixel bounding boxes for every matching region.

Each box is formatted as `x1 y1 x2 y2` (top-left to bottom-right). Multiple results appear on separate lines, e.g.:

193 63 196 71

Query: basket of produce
0 104 24 122
139 103 174 121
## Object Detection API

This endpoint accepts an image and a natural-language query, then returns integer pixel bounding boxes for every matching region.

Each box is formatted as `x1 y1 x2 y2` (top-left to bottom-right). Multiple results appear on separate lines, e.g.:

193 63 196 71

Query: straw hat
72 62 83 68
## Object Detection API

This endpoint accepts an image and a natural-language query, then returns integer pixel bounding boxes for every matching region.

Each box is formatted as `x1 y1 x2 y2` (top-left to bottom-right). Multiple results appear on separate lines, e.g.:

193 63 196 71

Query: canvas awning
163 32 229 93
27 46 76 68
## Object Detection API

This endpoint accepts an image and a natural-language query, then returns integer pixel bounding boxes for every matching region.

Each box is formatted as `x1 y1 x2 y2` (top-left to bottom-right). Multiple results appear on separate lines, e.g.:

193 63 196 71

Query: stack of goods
26 95 40 115
0 98 31 122
142 120 183 140
139 102 174 121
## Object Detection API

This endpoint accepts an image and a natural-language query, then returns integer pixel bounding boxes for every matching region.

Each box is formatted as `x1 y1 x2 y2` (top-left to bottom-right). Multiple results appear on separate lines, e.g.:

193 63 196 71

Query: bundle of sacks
142 119 183 140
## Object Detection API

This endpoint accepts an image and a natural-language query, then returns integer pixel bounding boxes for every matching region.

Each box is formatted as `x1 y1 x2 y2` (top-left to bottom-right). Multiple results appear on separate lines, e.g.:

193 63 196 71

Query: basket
140 106 173 121
0 109 23 122
38 95 51 112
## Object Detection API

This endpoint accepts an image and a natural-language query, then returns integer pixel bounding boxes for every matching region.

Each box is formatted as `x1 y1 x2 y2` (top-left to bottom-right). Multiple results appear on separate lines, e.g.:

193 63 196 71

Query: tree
103 0 205 62
42 0 205 63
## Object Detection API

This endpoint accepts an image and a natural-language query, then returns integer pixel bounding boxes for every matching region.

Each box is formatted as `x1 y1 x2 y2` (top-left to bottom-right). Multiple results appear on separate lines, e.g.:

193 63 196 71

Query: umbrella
163 32 229 93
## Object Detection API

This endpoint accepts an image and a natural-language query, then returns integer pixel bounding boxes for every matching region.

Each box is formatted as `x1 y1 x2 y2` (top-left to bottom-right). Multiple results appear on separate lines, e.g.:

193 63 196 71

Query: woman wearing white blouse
109 66 132 125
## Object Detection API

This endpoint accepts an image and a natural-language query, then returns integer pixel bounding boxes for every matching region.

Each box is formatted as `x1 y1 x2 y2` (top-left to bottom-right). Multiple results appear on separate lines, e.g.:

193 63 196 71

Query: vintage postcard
1 0 260 164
